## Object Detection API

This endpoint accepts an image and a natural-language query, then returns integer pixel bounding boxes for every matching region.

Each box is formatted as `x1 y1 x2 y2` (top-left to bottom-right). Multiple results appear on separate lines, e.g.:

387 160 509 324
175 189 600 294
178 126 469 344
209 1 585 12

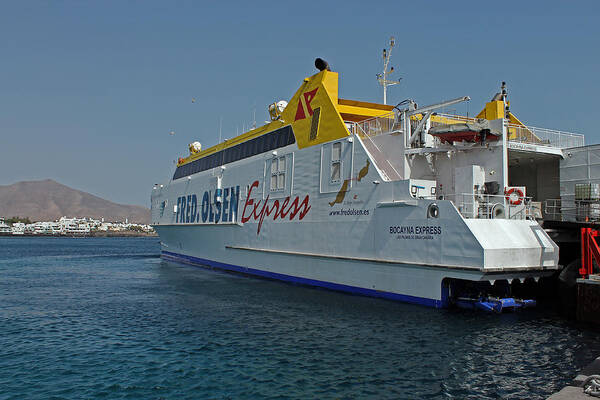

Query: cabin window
172 125 296 180
270 156 286 191
331 142 342 183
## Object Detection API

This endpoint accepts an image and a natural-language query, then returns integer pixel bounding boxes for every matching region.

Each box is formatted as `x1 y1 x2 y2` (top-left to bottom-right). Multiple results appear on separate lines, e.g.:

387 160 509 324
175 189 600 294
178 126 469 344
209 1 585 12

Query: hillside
0 179 150 223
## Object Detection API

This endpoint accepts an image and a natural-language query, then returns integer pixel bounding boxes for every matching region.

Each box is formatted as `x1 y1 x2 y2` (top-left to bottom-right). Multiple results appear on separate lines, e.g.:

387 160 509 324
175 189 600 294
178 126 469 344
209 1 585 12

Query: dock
548 356 600 399
577 276 600 325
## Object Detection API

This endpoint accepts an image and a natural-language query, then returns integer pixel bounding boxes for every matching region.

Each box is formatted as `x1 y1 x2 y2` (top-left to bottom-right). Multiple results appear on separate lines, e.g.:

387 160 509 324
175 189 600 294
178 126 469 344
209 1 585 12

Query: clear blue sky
1 1 599 206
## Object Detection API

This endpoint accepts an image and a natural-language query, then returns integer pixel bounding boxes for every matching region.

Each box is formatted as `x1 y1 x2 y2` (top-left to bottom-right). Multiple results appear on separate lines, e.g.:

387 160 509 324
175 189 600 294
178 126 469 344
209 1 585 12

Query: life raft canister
505 187 524 206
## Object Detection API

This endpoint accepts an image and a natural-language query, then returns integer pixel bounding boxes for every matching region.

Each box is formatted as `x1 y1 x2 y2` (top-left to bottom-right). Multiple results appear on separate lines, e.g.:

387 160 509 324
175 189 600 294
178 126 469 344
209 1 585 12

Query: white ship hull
152 65 561 308
157 225 555 308
152 138 558 308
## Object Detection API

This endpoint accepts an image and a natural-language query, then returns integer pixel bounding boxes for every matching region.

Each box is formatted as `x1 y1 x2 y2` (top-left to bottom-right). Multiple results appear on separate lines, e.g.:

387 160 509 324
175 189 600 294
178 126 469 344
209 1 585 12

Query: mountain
0 179 150 223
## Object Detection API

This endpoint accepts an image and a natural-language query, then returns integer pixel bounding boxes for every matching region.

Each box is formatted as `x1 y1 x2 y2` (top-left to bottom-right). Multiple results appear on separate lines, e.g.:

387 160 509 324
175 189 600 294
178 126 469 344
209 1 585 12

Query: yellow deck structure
177 70 396 167
177 70 540 167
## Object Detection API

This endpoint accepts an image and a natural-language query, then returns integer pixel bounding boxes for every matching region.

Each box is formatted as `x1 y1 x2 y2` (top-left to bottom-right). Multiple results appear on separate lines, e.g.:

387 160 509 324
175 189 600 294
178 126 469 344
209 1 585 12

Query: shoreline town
0 216 155 237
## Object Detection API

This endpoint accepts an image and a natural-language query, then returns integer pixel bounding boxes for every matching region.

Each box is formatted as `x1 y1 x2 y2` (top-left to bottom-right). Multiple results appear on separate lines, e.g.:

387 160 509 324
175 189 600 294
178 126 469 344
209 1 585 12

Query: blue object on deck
518 299 537 308
497 298 520 310
475 300 500 312
456 297 536 313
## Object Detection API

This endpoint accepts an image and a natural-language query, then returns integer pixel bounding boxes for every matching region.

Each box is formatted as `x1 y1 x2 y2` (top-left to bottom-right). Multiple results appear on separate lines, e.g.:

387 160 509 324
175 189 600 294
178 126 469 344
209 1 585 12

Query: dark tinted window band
173 125 296 180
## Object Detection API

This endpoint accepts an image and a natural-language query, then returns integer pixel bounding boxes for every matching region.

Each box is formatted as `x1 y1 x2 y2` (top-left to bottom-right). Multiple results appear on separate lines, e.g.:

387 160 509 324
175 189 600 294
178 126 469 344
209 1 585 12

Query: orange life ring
505 188 524 206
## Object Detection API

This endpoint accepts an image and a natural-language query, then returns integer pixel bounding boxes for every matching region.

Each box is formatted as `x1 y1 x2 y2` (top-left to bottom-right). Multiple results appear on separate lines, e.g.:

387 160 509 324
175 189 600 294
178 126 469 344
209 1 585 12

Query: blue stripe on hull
161 250 443 308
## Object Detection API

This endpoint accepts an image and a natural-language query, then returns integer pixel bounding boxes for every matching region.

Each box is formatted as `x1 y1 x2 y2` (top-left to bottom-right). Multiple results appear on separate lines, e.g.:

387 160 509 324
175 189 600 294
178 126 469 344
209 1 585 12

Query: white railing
352 119 402 181
544 199 565 221
431 113 476 124
545 199 600 222
425 113 585 149
505 123 584 148
423 193 536 220
354 112 400 138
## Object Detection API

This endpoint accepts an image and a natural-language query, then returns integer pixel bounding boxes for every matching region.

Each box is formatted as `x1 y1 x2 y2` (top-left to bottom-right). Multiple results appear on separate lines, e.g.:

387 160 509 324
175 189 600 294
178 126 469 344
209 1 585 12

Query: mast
376 36 401 105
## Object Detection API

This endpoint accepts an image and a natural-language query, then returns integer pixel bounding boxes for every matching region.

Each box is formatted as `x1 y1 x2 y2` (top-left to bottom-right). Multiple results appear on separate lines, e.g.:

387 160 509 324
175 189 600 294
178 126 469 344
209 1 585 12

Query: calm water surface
1 237 599 399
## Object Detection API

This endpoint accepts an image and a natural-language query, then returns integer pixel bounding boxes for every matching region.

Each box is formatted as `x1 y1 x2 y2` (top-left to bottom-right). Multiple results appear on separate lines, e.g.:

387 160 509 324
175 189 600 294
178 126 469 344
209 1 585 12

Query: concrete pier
548 356 600 399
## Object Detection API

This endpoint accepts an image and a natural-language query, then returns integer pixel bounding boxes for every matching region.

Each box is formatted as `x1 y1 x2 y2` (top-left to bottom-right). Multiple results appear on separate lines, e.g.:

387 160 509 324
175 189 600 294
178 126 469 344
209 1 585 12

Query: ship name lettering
176 186 239 224
389 226 442 235
242 180 311 235
176 194 198 223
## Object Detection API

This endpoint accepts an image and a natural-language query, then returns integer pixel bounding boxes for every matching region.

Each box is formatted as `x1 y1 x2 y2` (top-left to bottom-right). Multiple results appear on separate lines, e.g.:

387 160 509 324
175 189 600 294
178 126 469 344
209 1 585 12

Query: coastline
0 231 157 238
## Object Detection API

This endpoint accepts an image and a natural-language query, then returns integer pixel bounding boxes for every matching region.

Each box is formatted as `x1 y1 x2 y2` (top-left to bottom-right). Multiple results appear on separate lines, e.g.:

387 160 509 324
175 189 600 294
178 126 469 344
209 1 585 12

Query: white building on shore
0 218 11 234
11 223 25 235
57 217 91 235
0 216 154 236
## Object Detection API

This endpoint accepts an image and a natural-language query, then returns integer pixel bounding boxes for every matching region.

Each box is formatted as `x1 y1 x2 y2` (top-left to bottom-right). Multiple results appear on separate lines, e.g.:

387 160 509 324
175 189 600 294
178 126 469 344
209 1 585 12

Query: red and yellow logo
294 88 318 121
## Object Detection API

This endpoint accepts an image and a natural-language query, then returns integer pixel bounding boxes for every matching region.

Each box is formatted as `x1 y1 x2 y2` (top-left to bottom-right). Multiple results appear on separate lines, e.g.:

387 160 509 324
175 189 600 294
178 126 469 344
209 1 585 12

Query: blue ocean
1 237 599 399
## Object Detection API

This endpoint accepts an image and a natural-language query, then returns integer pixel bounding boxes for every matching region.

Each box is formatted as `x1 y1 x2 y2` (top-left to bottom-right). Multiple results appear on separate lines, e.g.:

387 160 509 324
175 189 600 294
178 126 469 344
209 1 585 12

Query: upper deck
173 69 396 179
171 62 585 225
174 65 583 177
354 110 584 151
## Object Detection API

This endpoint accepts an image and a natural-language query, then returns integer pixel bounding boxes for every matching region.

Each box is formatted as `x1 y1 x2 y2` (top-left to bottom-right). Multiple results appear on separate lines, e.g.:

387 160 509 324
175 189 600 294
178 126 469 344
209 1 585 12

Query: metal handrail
505 122 584 148
430 113 476 124
427 193 535 220
354 112 399 138
545 198 600 222
352 122 401 181
351 111 585 150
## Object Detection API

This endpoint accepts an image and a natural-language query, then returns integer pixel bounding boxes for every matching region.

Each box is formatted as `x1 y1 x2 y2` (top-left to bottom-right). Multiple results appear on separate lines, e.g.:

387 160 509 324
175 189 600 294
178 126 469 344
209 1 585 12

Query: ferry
151 57 569 309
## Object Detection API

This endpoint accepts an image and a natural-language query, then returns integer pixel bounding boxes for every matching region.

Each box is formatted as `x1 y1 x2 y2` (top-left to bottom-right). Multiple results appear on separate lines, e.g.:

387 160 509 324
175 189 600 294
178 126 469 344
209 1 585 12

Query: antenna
376 36 401 105
252 103 257 129
501 81 510 117
219 116 222 144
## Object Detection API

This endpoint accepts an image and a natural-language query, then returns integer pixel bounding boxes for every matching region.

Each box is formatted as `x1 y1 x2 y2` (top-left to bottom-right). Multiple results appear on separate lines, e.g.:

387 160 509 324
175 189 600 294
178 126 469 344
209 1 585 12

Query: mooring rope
583 375 600 397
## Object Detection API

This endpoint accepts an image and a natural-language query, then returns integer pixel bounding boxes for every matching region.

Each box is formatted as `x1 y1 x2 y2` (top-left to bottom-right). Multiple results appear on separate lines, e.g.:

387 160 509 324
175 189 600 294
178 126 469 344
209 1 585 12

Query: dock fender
558 259 580 316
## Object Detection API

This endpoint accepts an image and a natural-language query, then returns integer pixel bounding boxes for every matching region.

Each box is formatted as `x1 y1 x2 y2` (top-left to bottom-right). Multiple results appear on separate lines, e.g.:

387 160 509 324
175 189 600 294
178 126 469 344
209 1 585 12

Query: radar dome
268 100 288 121
189 141 202 154
276 100 288 113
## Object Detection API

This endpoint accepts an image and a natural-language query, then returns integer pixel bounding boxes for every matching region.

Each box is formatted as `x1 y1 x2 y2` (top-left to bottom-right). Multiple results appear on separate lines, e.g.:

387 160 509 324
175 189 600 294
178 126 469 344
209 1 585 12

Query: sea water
1 237 599 399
